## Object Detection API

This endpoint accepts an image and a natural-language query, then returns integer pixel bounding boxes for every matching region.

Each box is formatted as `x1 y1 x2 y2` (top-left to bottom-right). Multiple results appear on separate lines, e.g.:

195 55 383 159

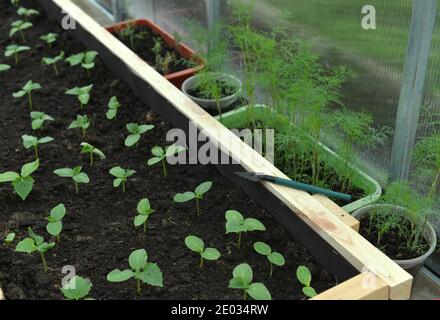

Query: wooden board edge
0 286 4 300
312 195 360 232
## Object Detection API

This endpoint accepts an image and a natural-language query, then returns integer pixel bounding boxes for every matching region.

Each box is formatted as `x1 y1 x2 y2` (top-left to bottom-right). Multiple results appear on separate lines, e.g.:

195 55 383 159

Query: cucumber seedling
54 166 89 194
0 159 39 200
40 32 58 47
225 210 266 250
109 166 136 193
68 115 91 139
65 85 93 110
173 181 212 216
107 249 163 296
5 44 30 65
46 203 66 242
42 52 64 76
229 263 271 300
22 134 54 159
61 276 93 300
185 235 221 268
17 7 39 20
106 96 122 120
134 198 155 234
0 64 11 72
296 266 317 298
30 111 54 130
66 51 98 76
11 0 20 7
125 123 155 148
147 144 186 178
4 233 16 247
10 20 32 42
80 142 106 166
15 227 55 272
13 80 41 110
253 242 285 278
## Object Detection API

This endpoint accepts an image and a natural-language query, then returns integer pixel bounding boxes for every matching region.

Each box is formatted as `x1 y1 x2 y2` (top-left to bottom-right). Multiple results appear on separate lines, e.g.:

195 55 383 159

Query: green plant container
216 105 382 213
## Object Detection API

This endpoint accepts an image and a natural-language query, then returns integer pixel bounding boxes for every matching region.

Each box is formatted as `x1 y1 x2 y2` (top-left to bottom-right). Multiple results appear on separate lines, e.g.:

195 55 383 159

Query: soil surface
0 0 336 300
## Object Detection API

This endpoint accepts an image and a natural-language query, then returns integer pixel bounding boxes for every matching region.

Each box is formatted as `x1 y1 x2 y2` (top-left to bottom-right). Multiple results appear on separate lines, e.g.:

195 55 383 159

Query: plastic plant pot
105 19 203 88
216 105 382 213
353 204 437 277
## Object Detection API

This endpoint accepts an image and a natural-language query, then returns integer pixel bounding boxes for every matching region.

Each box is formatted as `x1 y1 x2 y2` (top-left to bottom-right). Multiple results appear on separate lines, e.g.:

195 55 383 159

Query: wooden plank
312 273 389 300
312 195 360 232
51 0 413 300
0 287 4 300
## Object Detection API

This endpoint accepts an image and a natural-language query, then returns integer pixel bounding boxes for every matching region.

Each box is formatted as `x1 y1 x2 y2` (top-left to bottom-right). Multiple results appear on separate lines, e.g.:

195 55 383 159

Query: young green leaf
46 203 66 241
17 7 39 20
0 159 39 200
185 235 221 268
42 51 64 76
173 181 212 216
253 242 285 278
65 85 93 110
4 232 16 246
40 32 58 47
225 210 266 250
296 266 317 298
66 51 98 75
107 249 163 295
147 144 186 178
80 142 106 166
54 166 89 194
10 19 32 42
106 96 121 120
11 0 20 7
22 134 54 159
13 80 41 110
125 123 155 148
30 111 54 130
0 64 11 72
109 166 136 193
229 263 271 300
134 198 155 234
61 276 92 300
68 115 91 139
4 44 30 65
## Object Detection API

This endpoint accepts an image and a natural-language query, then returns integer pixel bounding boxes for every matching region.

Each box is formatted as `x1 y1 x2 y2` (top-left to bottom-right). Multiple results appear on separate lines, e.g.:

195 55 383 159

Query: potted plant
353 181 437 276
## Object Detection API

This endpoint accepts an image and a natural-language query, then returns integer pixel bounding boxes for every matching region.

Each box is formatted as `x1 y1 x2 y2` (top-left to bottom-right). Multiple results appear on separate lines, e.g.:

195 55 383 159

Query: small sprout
225 210 266 250
40 32 58 47
46 203 66 242
22 134 53 159
229 263 271 300
147 144 186 178
11 0 20 7
106 96 122 120
134 198 154 234
10 20 32 42
125 123 155 148
4 44 30 65
66 51 98 76
80 142 106 166
61 276 92 300
296 266 317 298
13 80 41 110
174 181 212 216
68 115 91 139
107 249 163 296
54 166 89 194
17 7 39 20
15 227 55 272
30 111 54 130
253 242 285 278
65 85 93 110
42 51 64 76
0 64 11 72
0 159 39 200
185 235 221 268
109 166 136 193
4 233 16 247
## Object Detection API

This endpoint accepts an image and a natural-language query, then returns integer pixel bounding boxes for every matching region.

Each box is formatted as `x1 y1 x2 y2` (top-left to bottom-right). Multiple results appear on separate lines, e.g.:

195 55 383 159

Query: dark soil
0 0 337 300
187 79 239 100
112 25 191 76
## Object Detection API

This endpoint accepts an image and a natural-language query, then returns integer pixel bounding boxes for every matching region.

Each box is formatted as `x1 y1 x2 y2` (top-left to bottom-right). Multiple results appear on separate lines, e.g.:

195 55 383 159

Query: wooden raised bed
27 0 412 300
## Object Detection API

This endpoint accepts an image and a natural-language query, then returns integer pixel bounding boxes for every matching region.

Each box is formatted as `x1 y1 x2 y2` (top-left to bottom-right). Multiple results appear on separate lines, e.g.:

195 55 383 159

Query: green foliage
174 181 212 216
15 227 55 272
42 51 64 76
134 198 155 234
30 111 54 130
68 115 91 139
11 0 20 7
185 235 220 268
66 51 98 75
10 19 32 42
0 159 39 200
106 96 121 120
4 232 16 247
80 142 106 166
0 64 11 72
109 166 136 193
229 263 271 300
22 134 54 159
4 44 30 65
151 38 177 75
147 144 186 178
46 203 66 241
296 266 317 298
107 249 163 295
119 21 146 50
413 133 440 197
225 210 265 250
253 242 285 278
65 85 93 110
40 32 58 47
61 276 92 300
17 7 39 20
13 80 41 110
125 123 155 148
54 166 89 194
